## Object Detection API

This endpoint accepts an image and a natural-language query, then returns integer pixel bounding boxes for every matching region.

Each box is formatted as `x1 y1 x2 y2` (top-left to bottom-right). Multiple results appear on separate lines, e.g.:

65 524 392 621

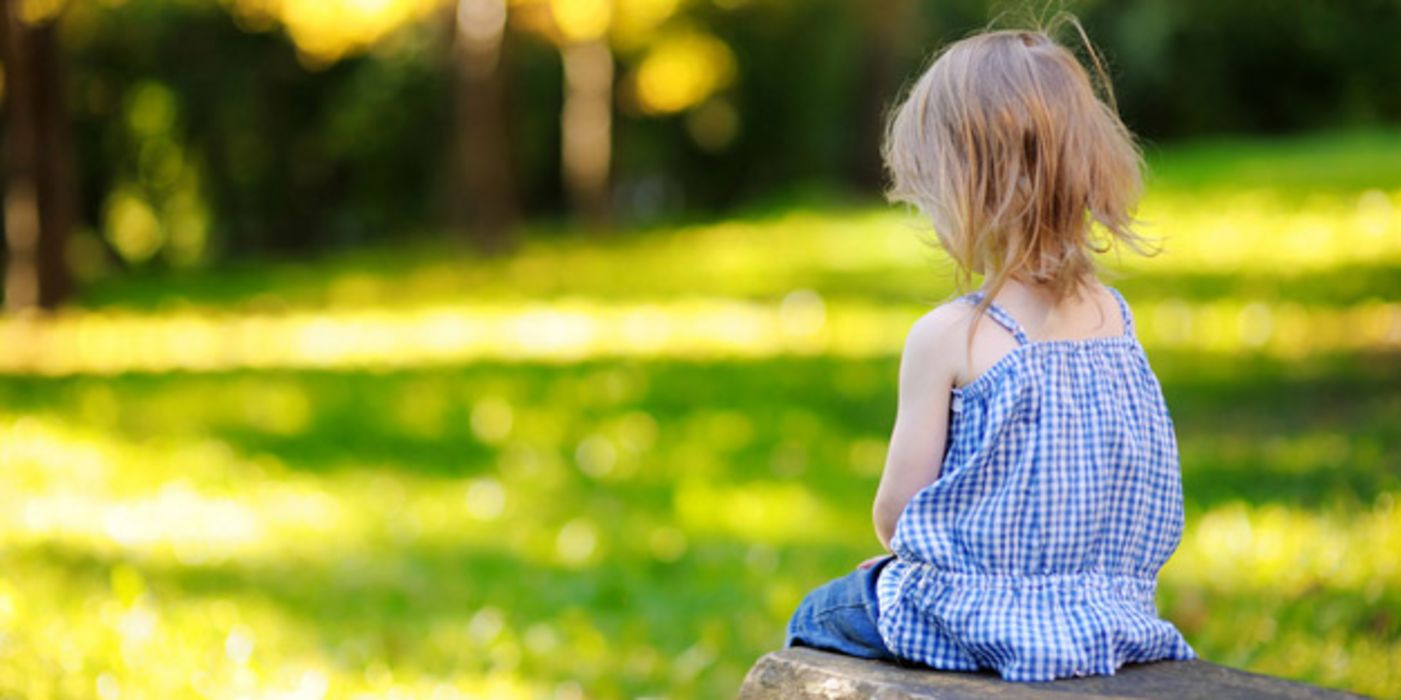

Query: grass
1 129 1399 699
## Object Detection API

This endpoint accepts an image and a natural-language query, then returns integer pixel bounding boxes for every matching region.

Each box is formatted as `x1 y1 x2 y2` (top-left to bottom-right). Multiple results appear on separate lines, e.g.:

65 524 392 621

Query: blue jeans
785 556 896 660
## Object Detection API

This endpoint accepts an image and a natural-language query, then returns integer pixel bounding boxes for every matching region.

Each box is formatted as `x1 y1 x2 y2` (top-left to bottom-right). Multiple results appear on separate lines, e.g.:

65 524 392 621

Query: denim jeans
785 555 896 660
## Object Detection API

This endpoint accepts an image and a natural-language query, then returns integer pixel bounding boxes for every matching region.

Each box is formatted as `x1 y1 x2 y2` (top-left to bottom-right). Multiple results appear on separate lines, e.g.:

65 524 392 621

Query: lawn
0 129 1398 699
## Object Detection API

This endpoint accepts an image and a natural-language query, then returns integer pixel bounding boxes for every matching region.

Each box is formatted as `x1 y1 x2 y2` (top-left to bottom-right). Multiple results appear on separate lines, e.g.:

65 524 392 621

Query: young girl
784 17 1198 682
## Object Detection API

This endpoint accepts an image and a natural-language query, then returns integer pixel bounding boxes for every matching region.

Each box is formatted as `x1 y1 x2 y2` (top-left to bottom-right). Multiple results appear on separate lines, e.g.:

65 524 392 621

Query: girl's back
954 281 1129 388
874 282 1196 681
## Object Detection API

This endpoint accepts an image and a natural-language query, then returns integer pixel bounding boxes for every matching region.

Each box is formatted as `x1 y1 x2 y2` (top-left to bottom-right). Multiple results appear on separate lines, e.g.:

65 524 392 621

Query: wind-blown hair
882 13 1157 341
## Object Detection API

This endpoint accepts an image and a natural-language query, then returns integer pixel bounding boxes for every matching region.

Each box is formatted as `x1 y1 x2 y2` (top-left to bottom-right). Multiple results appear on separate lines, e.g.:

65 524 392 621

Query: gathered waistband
894 561 1158 594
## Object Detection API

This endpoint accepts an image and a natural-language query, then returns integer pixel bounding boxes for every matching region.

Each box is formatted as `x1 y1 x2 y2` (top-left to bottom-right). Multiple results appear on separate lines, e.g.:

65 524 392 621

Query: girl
784 15 1198 682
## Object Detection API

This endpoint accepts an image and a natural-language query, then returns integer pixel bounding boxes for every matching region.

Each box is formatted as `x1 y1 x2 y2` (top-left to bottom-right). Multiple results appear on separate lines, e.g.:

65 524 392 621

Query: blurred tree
31 0 1401 278
0 0 75 311
511 0 615 231
553 0 613 232
512 0 734 231
451 0 520 254
851 0 919 190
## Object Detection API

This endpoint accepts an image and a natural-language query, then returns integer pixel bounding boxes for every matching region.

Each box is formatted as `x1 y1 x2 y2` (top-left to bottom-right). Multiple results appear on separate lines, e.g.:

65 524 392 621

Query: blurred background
0 0 1398 697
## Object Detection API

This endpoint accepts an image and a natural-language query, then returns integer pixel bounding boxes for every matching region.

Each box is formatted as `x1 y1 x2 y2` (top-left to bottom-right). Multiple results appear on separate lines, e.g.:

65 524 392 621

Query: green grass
1143 128 1401 193
1 129 1399 698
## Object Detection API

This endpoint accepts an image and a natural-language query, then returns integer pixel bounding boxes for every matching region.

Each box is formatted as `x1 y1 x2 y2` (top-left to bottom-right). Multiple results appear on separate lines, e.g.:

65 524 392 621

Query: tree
552 0 613 231
0 0 75 311
452 0 522 254
852 0 919 190
514 0 734 232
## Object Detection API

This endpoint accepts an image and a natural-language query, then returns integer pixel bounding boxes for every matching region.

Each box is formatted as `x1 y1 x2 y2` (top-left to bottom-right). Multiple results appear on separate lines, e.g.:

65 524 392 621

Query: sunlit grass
1161 496 1401 695
1 348 1397 698
1167 497 1400 598
1 297 1397 374
1 132 1399 698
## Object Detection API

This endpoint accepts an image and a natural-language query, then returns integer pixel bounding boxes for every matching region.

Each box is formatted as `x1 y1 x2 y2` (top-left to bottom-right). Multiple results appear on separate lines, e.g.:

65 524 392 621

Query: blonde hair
882 13 1158 346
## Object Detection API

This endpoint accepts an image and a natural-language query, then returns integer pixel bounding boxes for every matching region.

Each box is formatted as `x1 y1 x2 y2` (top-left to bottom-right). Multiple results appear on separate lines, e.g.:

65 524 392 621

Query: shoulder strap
963 291 1031 346
1106 286 1135 337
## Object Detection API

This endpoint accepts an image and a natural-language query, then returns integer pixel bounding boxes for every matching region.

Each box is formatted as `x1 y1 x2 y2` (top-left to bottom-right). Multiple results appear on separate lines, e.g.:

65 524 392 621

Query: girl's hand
857 555 890 570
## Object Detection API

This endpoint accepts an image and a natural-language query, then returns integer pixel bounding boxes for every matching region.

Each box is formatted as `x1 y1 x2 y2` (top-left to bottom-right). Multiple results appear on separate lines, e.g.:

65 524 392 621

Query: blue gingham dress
875 286 1197 681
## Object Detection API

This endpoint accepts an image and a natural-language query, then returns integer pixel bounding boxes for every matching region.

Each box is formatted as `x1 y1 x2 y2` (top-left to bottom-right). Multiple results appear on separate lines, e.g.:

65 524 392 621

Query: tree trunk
0 0 73 311
451 0 519 255
560 37 612 232
852 0 919 191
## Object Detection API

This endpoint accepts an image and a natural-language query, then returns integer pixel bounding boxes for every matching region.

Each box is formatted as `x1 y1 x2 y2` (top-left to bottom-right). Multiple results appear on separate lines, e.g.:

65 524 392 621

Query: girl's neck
983 272 1099 305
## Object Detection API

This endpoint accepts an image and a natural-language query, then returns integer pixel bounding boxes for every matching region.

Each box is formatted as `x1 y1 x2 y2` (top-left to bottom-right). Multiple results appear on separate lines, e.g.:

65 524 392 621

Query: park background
0 0 1398 697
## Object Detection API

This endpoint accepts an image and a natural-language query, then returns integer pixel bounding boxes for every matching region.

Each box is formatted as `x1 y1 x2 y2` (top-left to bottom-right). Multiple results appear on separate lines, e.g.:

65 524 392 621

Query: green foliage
54 0 1401 270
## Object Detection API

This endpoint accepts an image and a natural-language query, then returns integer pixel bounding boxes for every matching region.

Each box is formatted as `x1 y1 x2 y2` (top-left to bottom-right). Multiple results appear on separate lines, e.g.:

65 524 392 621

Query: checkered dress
875 286 1197 682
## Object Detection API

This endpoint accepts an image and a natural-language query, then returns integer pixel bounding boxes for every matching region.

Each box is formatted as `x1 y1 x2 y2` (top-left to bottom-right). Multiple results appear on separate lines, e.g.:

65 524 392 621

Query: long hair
881 12 1158 355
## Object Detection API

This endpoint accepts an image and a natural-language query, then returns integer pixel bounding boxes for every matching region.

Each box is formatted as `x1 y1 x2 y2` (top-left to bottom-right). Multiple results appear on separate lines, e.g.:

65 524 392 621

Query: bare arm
872 307 960 550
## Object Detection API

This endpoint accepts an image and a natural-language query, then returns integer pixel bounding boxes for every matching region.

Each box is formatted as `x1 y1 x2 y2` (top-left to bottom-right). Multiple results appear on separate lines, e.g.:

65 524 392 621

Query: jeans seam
811 603 869 619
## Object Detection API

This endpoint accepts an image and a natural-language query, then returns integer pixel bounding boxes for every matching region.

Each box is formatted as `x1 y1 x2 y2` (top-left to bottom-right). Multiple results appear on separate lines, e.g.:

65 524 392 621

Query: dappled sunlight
630 30 736 114
0 298 902 372
1159 496 1401 697
0 556 563 699
548 0 610 41
225 0 441 66
0 345 1396 696
1136 297 1401 357
0 296 1396 374
1133 188 1401 273
0 411 664 570
0 415 349 564
1165 496 1399 598
0 407 769 696
1241 628 1399 699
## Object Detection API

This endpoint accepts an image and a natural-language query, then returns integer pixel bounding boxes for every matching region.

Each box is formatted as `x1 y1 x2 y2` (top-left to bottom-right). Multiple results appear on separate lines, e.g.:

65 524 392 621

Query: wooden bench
739 648 1371 699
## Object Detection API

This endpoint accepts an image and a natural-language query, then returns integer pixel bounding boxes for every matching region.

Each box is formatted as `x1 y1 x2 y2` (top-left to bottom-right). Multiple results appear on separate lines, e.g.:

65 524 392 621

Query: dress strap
1105 286 1135 337
964 291 1031 346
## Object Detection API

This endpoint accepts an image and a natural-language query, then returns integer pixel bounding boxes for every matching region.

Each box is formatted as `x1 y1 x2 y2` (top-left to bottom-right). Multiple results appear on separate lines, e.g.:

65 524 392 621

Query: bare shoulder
900 299 974 379
907 300 971 348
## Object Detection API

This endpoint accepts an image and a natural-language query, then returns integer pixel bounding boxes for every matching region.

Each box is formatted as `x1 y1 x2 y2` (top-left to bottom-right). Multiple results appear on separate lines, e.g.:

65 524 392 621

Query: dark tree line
3 0 1401 311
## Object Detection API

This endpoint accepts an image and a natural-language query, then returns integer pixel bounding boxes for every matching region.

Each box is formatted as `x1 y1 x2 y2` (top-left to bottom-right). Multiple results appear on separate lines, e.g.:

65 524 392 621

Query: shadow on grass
0 350 1395 513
